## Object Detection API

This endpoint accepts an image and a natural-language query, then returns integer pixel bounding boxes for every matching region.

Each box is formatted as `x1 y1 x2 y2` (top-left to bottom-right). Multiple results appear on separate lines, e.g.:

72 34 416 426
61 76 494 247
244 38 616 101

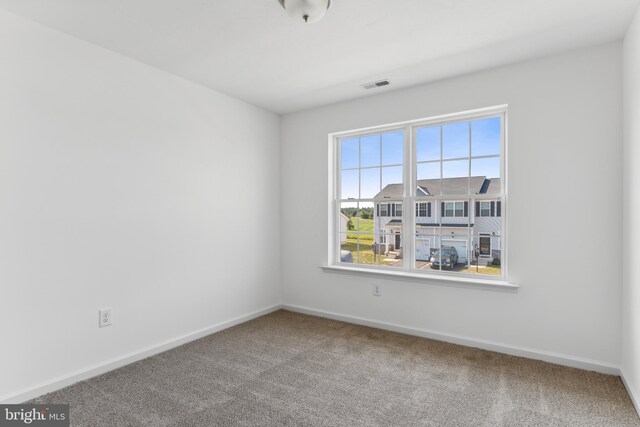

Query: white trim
322 264 518 289
282 304 621 376
621 369 640 417
0 304 282 404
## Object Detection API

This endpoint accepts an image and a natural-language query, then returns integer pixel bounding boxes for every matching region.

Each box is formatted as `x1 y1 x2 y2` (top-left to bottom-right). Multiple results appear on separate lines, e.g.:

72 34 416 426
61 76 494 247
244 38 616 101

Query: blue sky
341 117 501 199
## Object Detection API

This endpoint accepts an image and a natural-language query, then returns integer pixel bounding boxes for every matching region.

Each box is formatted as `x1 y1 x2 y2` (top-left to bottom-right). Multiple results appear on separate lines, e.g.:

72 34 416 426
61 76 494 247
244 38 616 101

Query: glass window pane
360 168 380 198
354 233 376 265
357 202 374 232
374 227 403 268
416 126 440 161
443 122 469 159
472 157 500 178
467 236 502 276
472 157 500 195
439 236 469 271
339 235 355 263
471 117 501 157
442 159 469 179
382 166 403 189
341 169 358 199
341 138 359 169
360 134 380 167
339 202 357 232
382 131 403 165
417 162 440 180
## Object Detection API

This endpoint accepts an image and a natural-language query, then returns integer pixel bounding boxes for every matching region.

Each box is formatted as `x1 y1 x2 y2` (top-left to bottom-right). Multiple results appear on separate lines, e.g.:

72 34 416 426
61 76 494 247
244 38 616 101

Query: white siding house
373 177 502 265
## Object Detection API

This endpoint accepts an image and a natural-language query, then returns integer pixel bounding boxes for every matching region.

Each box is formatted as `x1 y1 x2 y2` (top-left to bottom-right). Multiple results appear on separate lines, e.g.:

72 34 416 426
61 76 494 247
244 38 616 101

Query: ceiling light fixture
277 0 331 24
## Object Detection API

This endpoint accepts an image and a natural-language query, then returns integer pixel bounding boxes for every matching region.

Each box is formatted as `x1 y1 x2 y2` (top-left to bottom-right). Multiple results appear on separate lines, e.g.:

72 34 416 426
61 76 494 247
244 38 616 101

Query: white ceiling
0 0 638 114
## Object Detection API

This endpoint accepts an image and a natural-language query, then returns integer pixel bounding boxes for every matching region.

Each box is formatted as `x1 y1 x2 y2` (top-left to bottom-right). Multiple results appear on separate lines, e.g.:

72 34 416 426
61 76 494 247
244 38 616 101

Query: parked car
340 250 353 263
430 246 459 270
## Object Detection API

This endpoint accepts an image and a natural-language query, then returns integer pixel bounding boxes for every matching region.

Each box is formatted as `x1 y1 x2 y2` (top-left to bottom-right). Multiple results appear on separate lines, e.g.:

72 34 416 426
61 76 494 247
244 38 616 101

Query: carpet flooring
31 310 639 426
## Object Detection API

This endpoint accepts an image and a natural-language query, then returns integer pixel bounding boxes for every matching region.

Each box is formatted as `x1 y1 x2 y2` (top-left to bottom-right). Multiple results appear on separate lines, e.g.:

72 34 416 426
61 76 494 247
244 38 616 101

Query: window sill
320 265 519 291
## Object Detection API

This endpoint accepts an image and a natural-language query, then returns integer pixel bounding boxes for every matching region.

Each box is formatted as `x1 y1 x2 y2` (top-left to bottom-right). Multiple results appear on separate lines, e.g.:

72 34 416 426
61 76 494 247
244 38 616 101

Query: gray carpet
31 310 639 426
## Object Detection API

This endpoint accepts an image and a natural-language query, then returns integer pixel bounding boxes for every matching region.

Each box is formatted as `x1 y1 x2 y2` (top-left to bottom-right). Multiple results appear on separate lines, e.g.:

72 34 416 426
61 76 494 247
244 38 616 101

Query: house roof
374 176 499 199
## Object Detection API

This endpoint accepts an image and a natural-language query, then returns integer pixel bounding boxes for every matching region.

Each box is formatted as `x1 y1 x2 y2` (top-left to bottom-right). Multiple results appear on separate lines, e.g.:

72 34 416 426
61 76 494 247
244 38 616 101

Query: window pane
339 235 355 263
382 166 403 189
360 134 380 167
354 233 376 265
360 168 380 198
415 233 433 269
382 131 403 165
341 138 359 169
472 158 500 196
339 202 357 232
357 202 374 231
471 117 501 157
472 157 500 178
467 236 502 276
416 126 440 161
382 232 403 268
442 159 469 178
417 162 440 181
443 122 469 159
440 234 469 271
341 169 358 199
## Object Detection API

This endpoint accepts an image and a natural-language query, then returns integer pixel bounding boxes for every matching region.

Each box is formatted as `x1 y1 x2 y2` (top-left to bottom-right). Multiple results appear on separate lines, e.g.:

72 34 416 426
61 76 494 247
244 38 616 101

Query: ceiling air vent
361 79 390 90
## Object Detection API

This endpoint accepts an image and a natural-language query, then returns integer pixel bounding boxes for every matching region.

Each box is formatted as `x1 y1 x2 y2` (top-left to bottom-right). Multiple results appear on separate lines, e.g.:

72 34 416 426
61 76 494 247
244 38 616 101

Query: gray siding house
373 176 502 264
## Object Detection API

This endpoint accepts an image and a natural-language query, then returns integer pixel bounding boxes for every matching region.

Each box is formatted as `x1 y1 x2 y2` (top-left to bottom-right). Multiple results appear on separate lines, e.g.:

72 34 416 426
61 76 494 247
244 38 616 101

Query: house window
480 201 491 217
334 106 506 279
416 202 428 217
443 201 466 217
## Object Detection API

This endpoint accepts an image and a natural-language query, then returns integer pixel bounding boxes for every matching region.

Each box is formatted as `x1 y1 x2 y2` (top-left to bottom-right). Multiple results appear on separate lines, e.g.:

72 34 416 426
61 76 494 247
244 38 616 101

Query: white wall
281 43 623 368
623 6 640 411
0 10 281 401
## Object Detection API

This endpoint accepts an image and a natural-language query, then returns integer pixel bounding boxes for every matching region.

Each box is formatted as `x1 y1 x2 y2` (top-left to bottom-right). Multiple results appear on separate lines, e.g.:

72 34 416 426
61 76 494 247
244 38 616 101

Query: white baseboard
0 304 282 404
621 369 640 417
282 304 621 376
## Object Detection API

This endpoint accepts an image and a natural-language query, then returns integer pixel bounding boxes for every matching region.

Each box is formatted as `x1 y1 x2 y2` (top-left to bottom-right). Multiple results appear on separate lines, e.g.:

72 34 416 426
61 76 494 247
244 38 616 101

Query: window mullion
404 124 413 272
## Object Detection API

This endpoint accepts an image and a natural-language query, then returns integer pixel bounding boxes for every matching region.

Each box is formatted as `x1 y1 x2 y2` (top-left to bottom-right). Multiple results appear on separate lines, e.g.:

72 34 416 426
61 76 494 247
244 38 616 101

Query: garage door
442 239 467 263
416 237 431 261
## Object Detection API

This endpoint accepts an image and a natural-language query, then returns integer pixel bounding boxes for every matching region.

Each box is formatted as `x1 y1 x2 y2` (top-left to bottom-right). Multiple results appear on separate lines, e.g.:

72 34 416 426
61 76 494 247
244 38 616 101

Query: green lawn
467 265 501 276
346 217 374 240
341 237 402 267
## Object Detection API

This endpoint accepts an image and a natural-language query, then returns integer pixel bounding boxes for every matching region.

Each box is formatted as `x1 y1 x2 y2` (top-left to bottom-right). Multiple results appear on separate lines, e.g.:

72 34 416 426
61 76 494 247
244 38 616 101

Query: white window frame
329 105 508 283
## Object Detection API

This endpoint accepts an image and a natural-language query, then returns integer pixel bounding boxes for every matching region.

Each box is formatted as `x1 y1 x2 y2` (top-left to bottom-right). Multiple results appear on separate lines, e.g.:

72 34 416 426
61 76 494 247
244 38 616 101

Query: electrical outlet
99 308 112 327
373 285 382 297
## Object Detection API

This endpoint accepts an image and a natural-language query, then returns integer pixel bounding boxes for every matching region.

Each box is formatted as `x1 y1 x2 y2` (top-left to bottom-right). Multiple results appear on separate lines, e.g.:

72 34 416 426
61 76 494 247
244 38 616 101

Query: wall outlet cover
99 308 112 327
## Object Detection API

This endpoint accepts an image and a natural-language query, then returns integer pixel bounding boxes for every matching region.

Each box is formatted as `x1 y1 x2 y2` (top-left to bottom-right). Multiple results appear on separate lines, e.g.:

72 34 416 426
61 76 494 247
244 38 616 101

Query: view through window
336 108 505 278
